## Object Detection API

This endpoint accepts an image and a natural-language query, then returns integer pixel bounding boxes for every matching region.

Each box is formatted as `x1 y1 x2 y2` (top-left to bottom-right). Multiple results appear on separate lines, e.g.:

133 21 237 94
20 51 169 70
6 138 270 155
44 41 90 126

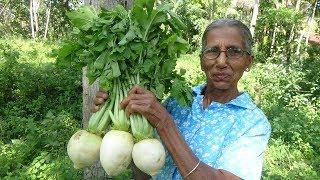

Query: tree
29 0 40 39
250 0 259 37
231 0 238 8
44 1 51 39
29 0 35 38
296 0 318 55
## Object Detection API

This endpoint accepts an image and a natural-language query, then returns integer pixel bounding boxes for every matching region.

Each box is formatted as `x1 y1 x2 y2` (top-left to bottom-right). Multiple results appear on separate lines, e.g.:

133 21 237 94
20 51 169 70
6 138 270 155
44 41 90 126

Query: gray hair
201 19 253 55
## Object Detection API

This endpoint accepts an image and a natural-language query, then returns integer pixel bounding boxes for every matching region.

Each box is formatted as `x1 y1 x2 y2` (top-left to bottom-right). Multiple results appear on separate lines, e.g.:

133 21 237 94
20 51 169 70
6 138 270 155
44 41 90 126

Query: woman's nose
215 52 228 68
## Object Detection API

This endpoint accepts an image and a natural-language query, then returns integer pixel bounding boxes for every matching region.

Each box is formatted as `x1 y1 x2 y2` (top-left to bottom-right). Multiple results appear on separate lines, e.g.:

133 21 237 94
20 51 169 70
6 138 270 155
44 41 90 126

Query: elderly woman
93 19 271 180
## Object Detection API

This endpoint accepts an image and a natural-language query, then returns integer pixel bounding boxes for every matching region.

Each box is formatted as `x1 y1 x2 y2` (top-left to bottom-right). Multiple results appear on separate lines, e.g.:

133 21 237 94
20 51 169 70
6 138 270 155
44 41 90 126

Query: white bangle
183 159 201 179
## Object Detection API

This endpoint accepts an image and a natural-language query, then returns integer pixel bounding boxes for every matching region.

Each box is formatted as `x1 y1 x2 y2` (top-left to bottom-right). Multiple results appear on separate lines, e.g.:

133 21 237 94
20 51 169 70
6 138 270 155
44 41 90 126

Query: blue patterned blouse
156 84 271 180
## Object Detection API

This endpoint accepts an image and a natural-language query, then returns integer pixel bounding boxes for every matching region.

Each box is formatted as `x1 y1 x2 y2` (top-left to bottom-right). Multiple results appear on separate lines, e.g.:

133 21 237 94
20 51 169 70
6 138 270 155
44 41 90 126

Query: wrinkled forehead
205 26 246 49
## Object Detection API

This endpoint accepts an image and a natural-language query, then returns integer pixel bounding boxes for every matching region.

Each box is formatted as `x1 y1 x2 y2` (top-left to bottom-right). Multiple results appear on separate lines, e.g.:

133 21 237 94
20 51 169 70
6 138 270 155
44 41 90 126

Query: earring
245 67 250 72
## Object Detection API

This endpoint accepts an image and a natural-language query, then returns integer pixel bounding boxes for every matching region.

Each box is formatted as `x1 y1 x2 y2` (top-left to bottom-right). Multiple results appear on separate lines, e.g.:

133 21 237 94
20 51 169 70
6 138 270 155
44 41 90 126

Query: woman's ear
246 55 254 71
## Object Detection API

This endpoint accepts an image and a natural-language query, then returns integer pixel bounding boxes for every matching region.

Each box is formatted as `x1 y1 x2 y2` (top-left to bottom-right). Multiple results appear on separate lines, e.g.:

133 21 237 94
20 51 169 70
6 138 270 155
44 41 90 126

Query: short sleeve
162 97 175 113
215 119 271 180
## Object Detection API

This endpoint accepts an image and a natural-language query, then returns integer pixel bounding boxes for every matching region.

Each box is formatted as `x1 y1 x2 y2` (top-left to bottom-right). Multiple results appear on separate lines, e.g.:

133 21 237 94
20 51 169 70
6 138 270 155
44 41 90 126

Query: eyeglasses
202 47 250 60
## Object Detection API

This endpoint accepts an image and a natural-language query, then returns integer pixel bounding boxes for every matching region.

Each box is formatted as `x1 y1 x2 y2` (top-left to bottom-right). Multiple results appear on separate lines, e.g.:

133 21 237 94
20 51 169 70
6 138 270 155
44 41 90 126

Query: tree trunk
0 0 10 16
295 0 301 10
33 0 39 37
29 0 35 39
296 0 317 55
270 23 277 54
231 0 238 8
305 1 317 45
82 67 105 179
250 0 259 37
288 0 300 44
44 2 51 39
286 0 301 63
82 1 133 179
296 32 304 55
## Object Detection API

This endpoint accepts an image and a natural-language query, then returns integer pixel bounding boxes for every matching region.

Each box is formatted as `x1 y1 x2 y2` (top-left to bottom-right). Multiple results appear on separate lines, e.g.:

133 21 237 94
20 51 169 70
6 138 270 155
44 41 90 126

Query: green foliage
174 0 209 49
57 1 192 106
255 2 305 64
263 139 319 179
0 0 75 39
1 0 320 179
0 38 82 179
66 6 98 30
0 39 82 120
239 60 320 178
301 45 320 99
0 112 82 179
0 0 30 37
175 52 205 86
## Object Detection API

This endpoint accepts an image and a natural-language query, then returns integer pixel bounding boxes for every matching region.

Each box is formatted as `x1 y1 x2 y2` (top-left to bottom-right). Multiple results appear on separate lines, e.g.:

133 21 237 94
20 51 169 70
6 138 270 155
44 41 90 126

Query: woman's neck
202 85 239 108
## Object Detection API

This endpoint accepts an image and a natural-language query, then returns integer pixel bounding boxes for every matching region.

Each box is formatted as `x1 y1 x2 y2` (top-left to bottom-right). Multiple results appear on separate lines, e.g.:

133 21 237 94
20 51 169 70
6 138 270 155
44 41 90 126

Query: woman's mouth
210 72 231 81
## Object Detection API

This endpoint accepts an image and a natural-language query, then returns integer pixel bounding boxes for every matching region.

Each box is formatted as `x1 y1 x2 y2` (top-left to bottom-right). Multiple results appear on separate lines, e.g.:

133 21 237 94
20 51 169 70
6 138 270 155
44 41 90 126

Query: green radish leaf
111 19 127 33
155 83 165 99
111 61 121 77
119 27 136 45
57 1 192 108
167 11 187 30
66 6 98 30
94 52 107 70
93 40 108 52
132 5 148 30
142 59 154 73
57 41 80 59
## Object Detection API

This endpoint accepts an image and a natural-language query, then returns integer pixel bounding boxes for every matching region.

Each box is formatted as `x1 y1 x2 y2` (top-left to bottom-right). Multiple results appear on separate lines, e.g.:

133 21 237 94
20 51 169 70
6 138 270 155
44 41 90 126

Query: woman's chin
208 81 233 91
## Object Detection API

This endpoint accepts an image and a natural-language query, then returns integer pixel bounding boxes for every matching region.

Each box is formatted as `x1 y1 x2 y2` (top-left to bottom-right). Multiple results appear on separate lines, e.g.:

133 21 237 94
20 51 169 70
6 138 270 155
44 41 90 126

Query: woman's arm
120 85 241 180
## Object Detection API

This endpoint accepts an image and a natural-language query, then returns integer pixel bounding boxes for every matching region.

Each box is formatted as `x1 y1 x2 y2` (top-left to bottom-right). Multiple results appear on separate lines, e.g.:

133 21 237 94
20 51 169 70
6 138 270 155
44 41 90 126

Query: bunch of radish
61 0 192 177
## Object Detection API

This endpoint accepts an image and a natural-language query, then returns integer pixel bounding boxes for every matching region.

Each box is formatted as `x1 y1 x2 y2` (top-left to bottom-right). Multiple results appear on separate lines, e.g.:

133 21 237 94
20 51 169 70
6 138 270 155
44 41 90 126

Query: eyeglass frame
201 46 251 60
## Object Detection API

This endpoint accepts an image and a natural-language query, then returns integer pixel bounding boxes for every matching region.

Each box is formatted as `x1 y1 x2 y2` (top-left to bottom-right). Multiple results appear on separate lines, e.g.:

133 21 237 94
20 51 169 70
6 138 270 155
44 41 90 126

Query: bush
0 39 82 120
240 61 320 179
0 112 82 179
0 38 82 179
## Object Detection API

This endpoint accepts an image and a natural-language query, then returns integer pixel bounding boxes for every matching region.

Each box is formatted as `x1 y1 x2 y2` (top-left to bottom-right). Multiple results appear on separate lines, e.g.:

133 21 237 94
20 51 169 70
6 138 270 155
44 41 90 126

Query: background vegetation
0 0 319 179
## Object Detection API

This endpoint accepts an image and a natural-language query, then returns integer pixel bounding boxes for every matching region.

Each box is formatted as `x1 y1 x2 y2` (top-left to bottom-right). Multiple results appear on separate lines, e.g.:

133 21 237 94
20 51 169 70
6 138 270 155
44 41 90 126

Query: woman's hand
120 85 170 128
91 90 108 113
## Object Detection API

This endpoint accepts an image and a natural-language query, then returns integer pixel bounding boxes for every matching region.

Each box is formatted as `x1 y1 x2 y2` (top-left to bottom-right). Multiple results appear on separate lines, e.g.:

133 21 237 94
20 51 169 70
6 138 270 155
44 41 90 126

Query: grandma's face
201 26 253 92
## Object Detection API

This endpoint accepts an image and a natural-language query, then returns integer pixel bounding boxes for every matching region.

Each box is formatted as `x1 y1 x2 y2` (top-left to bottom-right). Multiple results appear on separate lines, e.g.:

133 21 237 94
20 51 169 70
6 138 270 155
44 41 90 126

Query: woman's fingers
91 105 100 113
127 85 146 95
120 93 151 109
124 100 147 118
91 90 108 112
94 96 106 106
96 90 108 99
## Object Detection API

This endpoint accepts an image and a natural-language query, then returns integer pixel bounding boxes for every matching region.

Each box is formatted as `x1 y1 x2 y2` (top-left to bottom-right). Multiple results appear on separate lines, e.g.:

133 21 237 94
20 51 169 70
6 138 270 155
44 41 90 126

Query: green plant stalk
127 73 154 142
88 78 121 136
96 84 117 133
109 78 130 132
87 100 109 135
